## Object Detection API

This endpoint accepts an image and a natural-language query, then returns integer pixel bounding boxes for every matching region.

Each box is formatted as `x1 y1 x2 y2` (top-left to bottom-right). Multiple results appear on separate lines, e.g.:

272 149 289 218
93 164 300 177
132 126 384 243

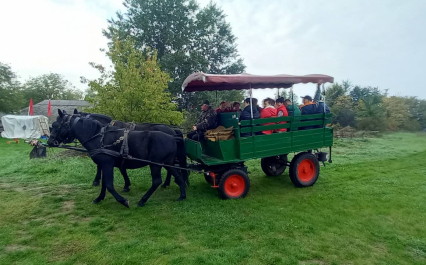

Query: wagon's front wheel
289 152 320 187
218 169 250 199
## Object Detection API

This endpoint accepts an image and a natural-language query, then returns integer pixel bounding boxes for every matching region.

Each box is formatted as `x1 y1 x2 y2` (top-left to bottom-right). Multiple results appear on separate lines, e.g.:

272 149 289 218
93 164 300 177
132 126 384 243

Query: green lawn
1 133 426 265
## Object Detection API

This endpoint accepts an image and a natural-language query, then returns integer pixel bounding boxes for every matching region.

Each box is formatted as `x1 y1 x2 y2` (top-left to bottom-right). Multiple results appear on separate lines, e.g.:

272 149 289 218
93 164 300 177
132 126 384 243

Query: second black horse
48 110 187 208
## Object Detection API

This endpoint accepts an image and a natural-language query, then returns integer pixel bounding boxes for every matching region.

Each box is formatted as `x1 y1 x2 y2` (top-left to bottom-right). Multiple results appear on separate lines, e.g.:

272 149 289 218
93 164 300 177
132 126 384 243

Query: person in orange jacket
260 98 277 134
275 97 289 132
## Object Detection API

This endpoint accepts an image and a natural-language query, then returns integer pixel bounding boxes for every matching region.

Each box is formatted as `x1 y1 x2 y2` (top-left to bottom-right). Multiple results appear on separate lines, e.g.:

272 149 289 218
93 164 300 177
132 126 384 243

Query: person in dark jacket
240 98 260 137
252 98 262 113
187 100 217 141
300 95 318 115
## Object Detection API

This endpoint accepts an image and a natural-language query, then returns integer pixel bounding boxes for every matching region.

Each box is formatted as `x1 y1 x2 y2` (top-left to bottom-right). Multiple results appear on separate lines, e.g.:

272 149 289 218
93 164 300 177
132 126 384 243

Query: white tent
1 115 50 139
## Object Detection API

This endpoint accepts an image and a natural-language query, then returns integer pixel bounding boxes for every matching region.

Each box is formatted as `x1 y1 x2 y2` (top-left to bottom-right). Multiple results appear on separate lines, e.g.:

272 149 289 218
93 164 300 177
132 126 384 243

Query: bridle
52 114 81 146
53 114 128 151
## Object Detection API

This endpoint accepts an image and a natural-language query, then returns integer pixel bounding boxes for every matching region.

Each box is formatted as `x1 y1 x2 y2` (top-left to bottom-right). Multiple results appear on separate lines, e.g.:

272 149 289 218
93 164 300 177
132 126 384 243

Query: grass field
1 133 426 265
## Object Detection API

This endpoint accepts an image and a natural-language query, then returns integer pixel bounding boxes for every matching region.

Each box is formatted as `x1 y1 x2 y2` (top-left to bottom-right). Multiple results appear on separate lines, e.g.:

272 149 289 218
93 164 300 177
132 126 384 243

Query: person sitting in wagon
239 98 261 137
216 101 232 113
275 97 289 132
252 98 262 113
284 99 301 116
232 102 241 113
215 101 226 113
260 98 277 135
300 95 317 115
187 100 217 141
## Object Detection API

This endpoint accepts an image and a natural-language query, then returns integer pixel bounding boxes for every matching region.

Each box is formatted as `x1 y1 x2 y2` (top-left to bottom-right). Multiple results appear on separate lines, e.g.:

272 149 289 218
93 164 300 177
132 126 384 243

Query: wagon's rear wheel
218 169 250 199
289 152 320 187
261 155 288 176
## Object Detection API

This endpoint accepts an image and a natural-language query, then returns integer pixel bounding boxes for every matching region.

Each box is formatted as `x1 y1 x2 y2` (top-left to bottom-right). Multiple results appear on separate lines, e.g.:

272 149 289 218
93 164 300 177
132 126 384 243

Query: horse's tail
173 128 184 138
174 136 189 186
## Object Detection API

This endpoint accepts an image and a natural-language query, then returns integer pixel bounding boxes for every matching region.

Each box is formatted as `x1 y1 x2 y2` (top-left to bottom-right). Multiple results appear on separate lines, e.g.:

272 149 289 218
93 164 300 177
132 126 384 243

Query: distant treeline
325 81 426 131
0 62 82 114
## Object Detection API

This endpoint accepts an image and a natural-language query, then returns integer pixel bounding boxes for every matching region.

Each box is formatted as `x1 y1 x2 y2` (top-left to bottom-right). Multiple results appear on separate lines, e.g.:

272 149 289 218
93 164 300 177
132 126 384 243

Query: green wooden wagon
182 73 334 199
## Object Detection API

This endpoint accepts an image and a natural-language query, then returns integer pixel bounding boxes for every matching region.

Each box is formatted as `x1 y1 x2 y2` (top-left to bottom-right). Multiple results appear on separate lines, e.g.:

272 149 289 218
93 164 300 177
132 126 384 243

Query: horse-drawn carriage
182 73 334 199
47 73 334 207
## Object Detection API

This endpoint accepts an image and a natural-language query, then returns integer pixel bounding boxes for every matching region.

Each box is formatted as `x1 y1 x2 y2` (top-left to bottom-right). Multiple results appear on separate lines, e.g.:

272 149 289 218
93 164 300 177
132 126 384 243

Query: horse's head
47 109 76 147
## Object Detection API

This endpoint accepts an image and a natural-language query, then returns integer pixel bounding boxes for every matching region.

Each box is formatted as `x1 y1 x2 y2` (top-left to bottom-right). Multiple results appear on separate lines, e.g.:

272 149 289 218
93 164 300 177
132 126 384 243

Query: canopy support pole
249 84 253 119
322 83 326 114
291 86 295 131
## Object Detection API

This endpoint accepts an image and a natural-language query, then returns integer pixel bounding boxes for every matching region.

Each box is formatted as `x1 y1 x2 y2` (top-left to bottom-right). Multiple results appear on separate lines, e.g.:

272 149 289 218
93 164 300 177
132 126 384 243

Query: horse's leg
161 171 172 188
92 170 107 204
182 169 190 187
99 164 129 208
119 167 131 192
137 165 162 207
92 165 101 186
168 167 187 201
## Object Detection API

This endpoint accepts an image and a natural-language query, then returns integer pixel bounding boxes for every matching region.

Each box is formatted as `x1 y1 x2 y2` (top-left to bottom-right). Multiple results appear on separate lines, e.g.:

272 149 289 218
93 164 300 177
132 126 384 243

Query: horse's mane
80 118 103 141
79 112 112 125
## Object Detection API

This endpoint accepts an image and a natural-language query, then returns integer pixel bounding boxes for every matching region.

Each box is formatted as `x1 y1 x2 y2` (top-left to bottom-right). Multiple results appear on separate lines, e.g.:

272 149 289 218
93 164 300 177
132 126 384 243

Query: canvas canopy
1 115 50 139
182 73 334 92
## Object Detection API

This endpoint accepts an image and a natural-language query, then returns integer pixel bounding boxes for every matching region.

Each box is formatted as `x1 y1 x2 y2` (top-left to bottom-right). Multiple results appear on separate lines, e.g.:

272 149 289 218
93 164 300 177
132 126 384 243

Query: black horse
48 110 187 208
50 110 187 191
76 110 187 189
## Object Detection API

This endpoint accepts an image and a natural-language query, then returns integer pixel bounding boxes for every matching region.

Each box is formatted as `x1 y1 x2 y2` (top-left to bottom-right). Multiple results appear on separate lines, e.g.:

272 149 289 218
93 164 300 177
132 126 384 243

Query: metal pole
249 84 253 119
290 86 295 131
322 83 326 113
291 86 294 118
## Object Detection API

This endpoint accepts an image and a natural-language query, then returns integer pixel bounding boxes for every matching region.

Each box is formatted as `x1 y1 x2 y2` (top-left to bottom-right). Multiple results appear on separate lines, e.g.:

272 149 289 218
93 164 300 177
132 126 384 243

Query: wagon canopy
182 72 334 92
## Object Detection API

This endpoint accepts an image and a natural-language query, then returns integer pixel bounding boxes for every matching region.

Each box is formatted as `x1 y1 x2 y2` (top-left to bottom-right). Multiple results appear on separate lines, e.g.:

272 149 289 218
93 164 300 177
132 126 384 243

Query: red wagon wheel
289 152 320 187
218 169 250 199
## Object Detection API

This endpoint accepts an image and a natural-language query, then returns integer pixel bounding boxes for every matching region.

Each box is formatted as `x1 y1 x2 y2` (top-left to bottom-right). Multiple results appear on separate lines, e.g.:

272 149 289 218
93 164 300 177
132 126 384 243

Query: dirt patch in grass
0 181 74 198
299 260 329 265
62 200 75 212
5 244 32 253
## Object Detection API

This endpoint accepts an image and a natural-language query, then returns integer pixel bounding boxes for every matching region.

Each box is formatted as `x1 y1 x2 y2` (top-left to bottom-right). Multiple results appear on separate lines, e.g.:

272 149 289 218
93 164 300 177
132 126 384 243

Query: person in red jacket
260 98 277 134
275 97 289 132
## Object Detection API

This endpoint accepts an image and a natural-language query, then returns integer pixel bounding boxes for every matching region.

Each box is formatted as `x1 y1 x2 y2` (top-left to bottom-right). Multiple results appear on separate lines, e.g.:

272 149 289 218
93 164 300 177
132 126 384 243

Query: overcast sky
1 0 425 103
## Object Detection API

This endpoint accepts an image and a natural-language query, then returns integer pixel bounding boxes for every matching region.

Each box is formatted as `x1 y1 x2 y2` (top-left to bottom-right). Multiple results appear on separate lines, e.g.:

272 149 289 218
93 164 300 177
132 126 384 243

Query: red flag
29 98 34 116
47 99 52 117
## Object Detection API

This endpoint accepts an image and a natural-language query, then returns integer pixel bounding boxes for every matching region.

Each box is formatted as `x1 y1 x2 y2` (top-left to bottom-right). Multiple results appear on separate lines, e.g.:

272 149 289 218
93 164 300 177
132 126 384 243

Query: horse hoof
137 202 145 207
161 184 168 189
122 187 130 192
92 198 102 204
176 197 186 202
122 199 130 208
92 181 100 187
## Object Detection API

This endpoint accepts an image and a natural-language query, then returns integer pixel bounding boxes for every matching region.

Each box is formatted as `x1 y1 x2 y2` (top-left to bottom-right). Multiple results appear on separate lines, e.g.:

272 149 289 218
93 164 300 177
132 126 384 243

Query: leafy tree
350 86 382 105
382 96 417 131
325 83 347 108
331 95 356 127
0 62 25 113
355 96 387 131
105 0 246 111
401 96 426 131
85 36 183 124
22 73 82 104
